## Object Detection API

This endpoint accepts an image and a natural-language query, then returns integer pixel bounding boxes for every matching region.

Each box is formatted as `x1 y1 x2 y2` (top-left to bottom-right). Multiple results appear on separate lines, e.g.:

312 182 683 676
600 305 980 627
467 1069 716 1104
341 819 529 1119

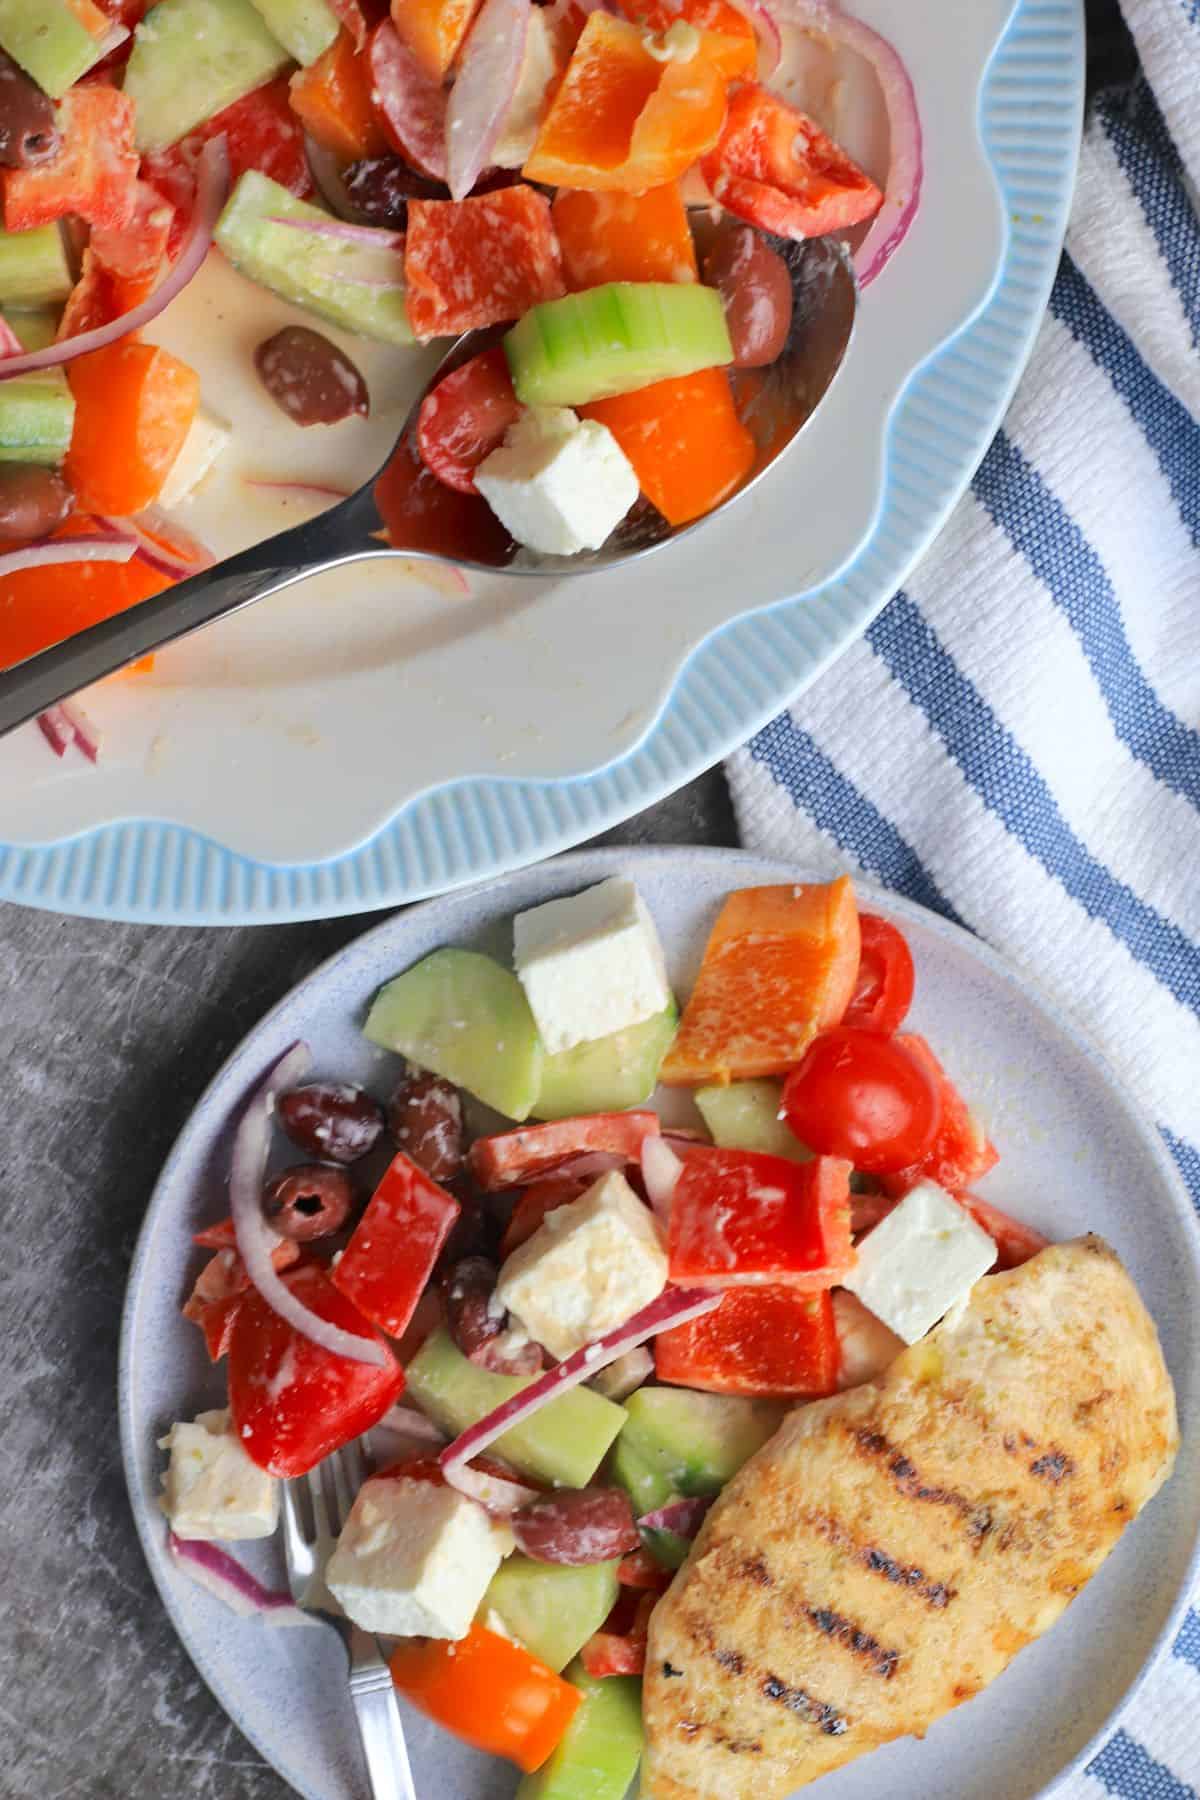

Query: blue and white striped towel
726 0 1200 1790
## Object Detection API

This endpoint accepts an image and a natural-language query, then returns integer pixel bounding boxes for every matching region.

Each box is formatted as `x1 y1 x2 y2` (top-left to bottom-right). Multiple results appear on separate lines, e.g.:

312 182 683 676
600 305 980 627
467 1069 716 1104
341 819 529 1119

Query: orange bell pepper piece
581 365 753 527
389 1623 581 1772
66 340 200 517
0 516 171 673
289 29 389 161
389 0 481 79
659 877 862 1084
524 12 727 193
617 0 756 79
552 184 698 288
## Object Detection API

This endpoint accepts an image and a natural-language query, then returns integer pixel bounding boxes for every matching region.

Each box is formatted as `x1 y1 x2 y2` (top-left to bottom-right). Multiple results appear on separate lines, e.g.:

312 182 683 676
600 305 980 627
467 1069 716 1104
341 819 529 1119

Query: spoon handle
0 487 394 745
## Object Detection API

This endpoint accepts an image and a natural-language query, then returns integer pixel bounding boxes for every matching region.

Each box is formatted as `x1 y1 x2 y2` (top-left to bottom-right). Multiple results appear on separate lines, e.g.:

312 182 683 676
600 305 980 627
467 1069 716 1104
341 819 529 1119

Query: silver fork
281 1438 417 1800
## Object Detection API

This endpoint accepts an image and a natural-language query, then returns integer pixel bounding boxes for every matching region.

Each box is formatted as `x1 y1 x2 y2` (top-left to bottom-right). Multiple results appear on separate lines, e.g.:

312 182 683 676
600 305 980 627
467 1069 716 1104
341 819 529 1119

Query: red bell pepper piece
3 85 137 231
655 1283 839 1398
667 1148 853 1290
878 1034 1000 1198
617 1547 672 1592
330 1151 460 1338
228 1263 403 1476
579 1589 656 1677
956 1193 1048 1270
390 1622 581 1771
700 83 882 241
181 1241 302 1359
499 1174 594 1258
403 187 566 342
471 1111 661 1191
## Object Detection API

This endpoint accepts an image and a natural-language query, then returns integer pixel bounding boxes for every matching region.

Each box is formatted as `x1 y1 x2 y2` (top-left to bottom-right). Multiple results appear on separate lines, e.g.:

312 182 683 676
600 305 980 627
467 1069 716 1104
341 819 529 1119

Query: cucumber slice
215 172 415 349
247 0 338 66
405 1329 625 1488
620 1389 786 1498
532 1002 677 1121
504 282 733 408
484 1557 620 1673
0 372 74 465
0 227 72 311
0 0 113 98
364 946 541 1116
517 1660 643 1800
695 1079 812 1162
608 1432 675 1519
124 0 291 153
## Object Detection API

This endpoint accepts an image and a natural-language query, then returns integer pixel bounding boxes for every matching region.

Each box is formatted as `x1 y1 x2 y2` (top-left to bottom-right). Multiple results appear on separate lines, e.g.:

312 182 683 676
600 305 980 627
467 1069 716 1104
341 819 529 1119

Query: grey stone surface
0 773 736 1800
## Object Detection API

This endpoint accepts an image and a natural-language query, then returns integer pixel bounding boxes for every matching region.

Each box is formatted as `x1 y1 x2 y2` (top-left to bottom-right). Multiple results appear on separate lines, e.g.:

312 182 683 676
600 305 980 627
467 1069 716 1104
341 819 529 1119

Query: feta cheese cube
158 1407 278 1542
513 875 672 1054
842 1181 997 1344
492 8 571 166
326 1475 510 1638
475 408 639 557
495 1168 668 1360
157 403 231 508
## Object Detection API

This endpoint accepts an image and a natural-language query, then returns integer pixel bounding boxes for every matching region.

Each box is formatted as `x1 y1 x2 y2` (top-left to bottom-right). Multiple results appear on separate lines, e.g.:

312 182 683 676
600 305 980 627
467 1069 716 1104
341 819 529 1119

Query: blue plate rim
1 0 1085 925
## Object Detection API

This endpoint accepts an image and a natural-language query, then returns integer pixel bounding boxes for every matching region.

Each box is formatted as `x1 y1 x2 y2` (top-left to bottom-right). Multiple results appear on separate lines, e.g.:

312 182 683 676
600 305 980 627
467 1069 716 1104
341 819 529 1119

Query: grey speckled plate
119 848 1200 1800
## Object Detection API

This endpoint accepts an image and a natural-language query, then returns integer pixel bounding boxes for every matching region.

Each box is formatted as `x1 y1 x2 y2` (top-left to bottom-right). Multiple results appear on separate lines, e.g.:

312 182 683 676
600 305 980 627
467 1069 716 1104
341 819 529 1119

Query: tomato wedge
878 1033 1000 1197
843 913 915 1035
417 349 522 494
469 1111 660 1191
780 1027 942 1175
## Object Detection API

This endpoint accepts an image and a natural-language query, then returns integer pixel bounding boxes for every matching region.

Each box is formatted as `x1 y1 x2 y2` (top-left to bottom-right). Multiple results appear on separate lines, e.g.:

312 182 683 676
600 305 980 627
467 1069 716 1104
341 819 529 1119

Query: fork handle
349 1660 418 1800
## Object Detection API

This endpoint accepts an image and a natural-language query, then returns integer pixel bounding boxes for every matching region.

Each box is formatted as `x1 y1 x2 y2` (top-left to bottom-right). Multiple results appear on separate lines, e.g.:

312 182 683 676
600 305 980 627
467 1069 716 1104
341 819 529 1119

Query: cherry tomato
780 1026 941 1174
416 347 522 494
843 913 915 1035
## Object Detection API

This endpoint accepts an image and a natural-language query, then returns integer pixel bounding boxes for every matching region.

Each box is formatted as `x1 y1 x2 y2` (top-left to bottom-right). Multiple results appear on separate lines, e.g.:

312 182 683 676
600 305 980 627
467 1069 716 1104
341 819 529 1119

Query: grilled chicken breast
642 1236 1178 1800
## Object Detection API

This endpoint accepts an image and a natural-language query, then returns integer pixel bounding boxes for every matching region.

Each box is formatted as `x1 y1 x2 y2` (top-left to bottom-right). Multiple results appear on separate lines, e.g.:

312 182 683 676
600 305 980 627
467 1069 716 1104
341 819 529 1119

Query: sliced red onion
396 558 471 599
0 139 230 381
369 21 448 182
168 1532 312 1625
769 0 922 287
0 536 135 579
439 1287 722 1477
376 1403 447 1446
327 0 368 49
639 1496 713 1537
98 509 215 579
230 1042 389 1367
0 314 23 358
641 1137 684 1222
446 0 531 202
727 0 781 74
60 697 101 762
244 478 354 503
36 707 73 758
266 213 404 249
443 1460 539 1515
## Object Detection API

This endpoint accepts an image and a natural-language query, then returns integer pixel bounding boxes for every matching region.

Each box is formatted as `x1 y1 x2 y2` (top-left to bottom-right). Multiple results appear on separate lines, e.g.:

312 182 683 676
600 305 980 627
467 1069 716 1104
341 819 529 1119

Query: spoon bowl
0 234 856 742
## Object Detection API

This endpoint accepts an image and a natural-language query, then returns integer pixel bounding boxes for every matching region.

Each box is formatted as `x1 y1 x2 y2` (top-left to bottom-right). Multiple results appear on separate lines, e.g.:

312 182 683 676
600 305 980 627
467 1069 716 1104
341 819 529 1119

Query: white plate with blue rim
119 846 1200 1800
0 0 1083 924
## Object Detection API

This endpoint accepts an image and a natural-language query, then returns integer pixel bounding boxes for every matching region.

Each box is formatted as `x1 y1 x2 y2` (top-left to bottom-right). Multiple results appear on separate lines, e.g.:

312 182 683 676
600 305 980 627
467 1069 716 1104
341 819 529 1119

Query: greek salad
0 0 921 761
160 872 1050 1794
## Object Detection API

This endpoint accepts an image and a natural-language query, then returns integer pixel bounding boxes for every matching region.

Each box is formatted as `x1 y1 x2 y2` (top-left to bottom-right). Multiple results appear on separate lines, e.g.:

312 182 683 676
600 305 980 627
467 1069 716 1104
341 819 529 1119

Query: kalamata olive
263 1164 354 1240
444 1255 543 1373
344 155 448 228
388 1072 464 1181
512 1487 641 1565
278 1082 384 1164
0 51 60 170
703 224 794 369
254 326 370 427
0 465 73 545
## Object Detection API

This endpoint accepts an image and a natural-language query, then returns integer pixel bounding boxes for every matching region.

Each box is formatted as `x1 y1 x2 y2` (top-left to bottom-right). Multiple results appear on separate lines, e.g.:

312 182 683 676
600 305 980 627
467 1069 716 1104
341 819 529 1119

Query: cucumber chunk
517 1660 643 1800
215 171 416 349
532 1002 677 1121
608 1432 675 1519
124 0 291 153
619 1389 786 1498
0 227 72 311
364 945 542 1117
0 372 74 464
484 1557 620 1673
247 0 338 66
2 309 59 352
0 0 114 98
405 1329 625 1488
504 282 733 408
695 1079 812 1162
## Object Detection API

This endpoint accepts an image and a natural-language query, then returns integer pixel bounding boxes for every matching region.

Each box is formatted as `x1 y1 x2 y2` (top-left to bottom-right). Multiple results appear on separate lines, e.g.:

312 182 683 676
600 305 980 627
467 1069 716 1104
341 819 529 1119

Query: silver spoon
0 233 855 744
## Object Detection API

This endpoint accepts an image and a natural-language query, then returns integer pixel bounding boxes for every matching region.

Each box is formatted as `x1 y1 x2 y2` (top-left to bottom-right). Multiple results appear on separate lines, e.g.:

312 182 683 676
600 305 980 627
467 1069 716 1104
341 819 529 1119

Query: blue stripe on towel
1090 1729 1195 1800
1097 79 1200 343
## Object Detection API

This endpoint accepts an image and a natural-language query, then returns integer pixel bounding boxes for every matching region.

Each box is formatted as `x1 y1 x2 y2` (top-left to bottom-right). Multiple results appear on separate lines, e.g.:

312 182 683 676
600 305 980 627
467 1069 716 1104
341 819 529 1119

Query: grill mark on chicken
803 1607 900 1679
799 1507 957 1608
761 1675 848 1736
1030 1449 1075 1483
854 1422 997 1543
